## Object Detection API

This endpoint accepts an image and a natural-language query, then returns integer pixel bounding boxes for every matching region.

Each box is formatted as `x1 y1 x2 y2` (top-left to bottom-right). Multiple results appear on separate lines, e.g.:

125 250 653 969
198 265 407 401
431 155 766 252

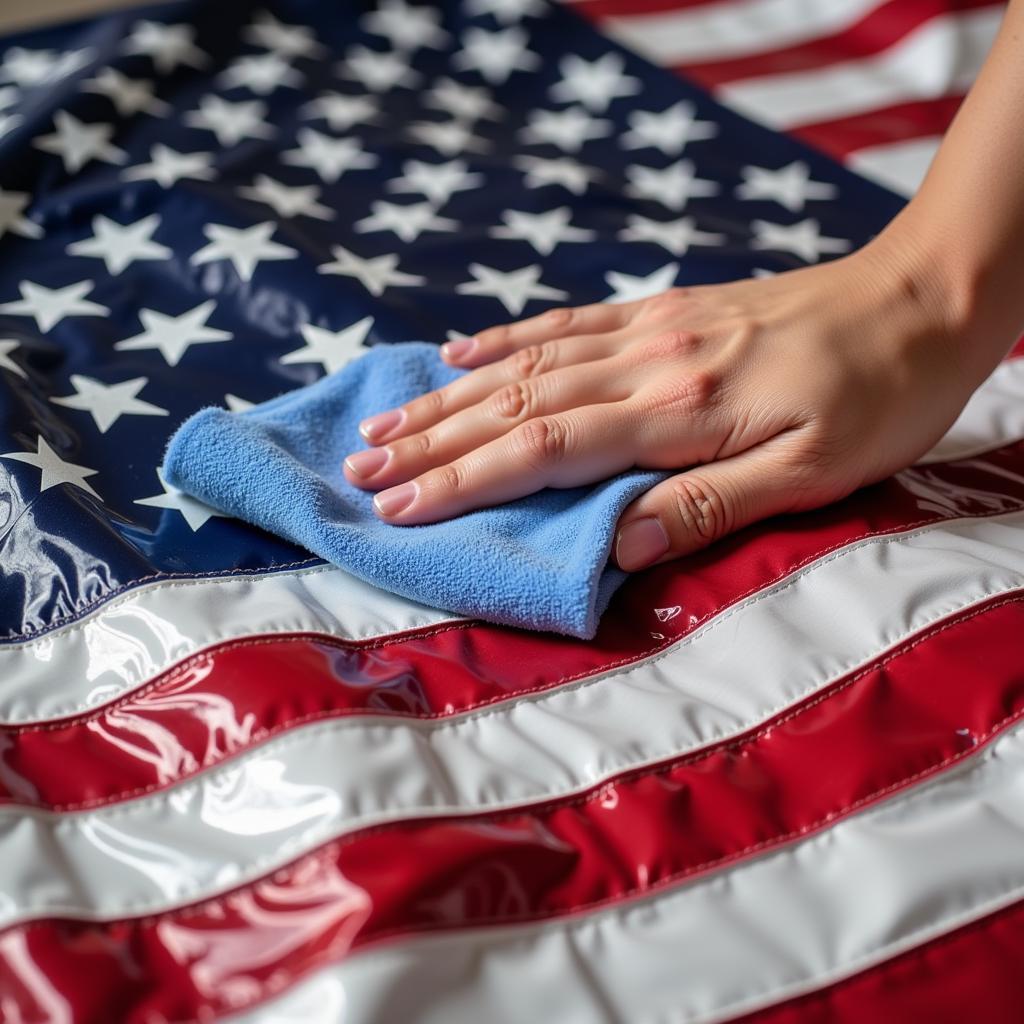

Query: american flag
1 0 1023 1021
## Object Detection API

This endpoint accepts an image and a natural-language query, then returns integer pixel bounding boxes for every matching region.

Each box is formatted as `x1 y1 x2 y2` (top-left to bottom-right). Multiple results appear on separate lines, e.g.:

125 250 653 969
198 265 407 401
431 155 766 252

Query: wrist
861 206 1018 387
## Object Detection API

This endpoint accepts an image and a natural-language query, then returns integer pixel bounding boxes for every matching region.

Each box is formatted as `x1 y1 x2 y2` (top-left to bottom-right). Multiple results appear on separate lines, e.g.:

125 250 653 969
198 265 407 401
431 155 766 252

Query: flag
1 1 1024 1021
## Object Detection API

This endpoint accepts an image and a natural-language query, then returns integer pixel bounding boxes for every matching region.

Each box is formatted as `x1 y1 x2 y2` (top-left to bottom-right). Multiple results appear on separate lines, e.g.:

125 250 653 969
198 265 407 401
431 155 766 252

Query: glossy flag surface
1 1 1024 1021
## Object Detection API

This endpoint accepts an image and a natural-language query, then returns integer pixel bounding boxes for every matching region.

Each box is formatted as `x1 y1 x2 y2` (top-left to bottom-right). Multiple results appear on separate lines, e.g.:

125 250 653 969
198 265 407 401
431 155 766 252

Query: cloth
163 342 668 639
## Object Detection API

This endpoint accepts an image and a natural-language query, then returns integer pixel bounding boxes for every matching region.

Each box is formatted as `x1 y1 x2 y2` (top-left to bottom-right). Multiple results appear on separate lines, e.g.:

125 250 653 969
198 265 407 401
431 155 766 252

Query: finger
612 439 819 571
441 302 635 368
371 403 639 525
345 358 630 490
359 332 627 443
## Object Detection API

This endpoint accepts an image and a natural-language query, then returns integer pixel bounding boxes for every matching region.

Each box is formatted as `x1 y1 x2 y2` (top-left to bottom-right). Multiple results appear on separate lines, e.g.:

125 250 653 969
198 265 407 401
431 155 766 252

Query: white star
135 470 226 531
619 215 724 256
521 106 611 152
33 112 126 173
338 46 421 91
453 27 540 85
490 207 594 255
225 394 255 412
355 200 457 242
302 92 379 131
464 0 547 22
1 436 99 498
184 95 274 146
360 1 450 50
515 154 597 195
115 300 232 366
408 119 490 156
281 316 375 375
737 161 839 213
0 47 91 87
751 218 850 262
550 53 641 112
605 263 680 304
0 339 26 378
123 21 208 74
191 222 298 282
0 86 16 114
0 187 42 240
122 144 215 187
238 175 334 220
752 268 777 279
318 246 424 296
80 68 170 117
218 52 302 95
0 280 107 332
283 128 377 183
386 159 484 205
50 374 167 433
621 101 717 155
455 263 567 315
626 160 718 210
424 78 501 122
243 11 326 58
0 112 21 139
66 214 172 274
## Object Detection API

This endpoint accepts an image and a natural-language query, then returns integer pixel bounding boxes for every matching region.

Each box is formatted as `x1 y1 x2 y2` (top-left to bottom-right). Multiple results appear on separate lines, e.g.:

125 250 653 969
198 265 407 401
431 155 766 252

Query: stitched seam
5 506 1018 723
10 646 1024 1017
3 589 1020 937
11 589 1023 815
10 579 1023 824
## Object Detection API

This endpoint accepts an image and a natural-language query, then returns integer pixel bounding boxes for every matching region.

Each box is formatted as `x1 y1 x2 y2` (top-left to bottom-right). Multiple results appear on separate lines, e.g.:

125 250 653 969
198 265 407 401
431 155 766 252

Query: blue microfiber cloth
163 342 669 639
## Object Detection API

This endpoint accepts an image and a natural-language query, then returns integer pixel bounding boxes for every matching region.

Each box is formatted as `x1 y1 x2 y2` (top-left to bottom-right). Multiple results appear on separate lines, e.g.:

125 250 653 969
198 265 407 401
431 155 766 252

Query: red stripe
791 94 966 157
4 592 1024 1022
733 897 1024 1024
676 0 998 89
5 444 1024 810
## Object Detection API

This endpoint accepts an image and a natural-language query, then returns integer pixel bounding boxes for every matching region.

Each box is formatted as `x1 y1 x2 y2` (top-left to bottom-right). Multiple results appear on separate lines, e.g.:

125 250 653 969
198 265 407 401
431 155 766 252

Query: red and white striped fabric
4 3 1024 1022
5 398 1024 1020
568 0 1006 195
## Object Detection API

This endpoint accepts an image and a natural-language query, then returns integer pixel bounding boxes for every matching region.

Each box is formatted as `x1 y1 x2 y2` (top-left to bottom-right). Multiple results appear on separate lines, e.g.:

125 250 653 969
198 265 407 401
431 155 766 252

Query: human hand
342 234 997 571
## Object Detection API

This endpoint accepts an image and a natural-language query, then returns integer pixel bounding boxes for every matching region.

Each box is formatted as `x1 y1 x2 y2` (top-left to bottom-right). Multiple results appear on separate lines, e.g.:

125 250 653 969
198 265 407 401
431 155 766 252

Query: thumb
613 444 810 571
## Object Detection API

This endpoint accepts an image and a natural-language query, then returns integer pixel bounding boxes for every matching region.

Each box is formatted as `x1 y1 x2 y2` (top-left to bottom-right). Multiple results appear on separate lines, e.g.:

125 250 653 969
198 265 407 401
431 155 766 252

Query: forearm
875 0 1024 381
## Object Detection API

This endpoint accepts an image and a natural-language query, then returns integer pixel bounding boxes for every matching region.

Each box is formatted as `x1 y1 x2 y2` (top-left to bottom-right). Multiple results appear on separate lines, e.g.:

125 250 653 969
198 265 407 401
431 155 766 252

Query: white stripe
718 7 1001 129
0 564 462 725
918 358 1024 464
241 719 1024 1024
847 135 942 195
5 358 1022 726
597 0 881 66
1 511 1024 928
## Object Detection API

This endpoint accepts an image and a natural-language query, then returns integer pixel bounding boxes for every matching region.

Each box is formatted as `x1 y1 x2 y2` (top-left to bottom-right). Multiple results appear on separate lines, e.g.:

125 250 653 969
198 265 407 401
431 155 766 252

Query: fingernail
360 408 404 441
344 447 389 478
441 337 477 362
616 517 669 571
374 481 418 517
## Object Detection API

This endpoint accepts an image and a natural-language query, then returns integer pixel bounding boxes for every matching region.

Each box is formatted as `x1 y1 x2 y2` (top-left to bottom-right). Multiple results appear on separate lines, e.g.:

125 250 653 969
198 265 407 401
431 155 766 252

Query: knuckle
642 287 688 318
476 324 510 348
541 306 575 332
646 330 702 360
512 343 550 380
670 476 731 544
643 369 718 415
409 431 435 458
513 416 569 467
492 380 534 421
430 462 466 495
413 387 446 421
